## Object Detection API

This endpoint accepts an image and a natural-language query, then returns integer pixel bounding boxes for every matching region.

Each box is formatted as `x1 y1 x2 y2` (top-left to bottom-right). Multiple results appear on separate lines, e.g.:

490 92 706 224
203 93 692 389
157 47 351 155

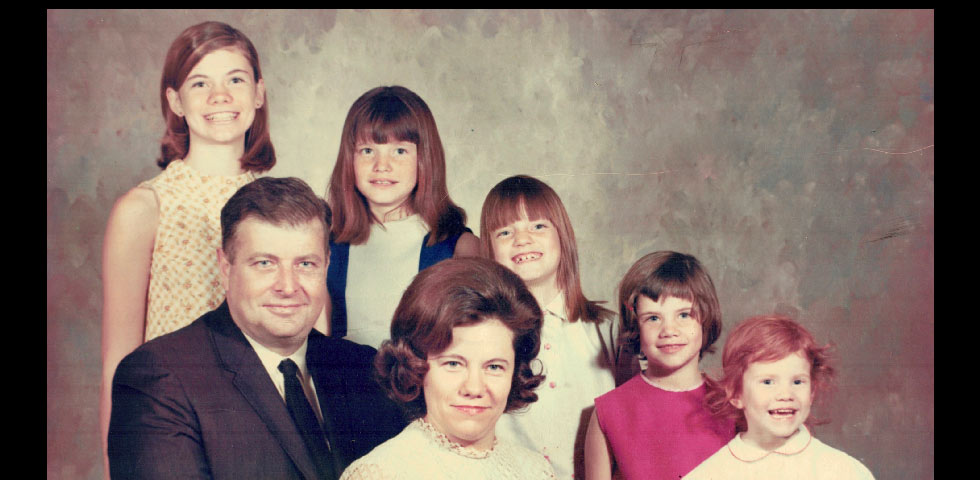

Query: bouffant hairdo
704 315 836 432
374 257 545 420
617 251 722 358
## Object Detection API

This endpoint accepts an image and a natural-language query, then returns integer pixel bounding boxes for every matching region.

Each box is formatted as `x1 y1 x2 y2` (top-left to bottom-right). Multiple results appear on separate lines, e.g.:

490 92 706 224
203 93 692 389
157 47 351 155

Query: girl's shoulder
809 437 876 479
110 185 160 226
451 231 481 257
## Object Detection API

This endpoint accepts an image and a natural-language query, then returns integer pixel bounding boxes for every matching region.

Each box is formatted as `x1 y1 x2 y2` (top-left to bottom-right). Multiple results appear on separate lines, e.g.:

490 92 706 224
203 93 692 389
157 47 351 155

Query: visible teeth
770 409 796 415
514 253 541 263
206 112 237 121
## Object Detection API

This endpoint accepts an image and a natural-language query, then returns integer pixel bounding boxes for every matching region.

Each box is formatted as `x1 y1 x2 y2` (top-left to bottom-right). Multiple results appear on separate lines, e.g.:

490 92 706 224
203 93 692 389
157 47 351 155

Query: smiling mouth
370 179 398 186
657 343 687 353
265 304 305 315
769 408 798 418
454 405 489 415
512 252 542 264
205 112 239 122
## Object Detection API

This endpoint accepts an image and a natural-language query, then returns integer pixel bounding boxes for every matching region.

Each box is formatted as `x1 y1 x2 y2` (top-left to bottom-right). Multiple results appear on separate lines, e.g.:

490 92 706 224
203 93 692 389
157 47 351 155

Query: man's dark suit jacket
108 302 406 479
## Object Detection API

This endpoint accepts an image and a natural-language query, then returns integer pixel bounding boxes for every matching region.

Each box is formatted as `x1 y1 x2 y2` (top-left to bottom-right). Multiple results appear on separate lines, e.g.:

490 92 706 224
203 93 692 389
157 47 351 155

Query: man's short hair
220 176 331 261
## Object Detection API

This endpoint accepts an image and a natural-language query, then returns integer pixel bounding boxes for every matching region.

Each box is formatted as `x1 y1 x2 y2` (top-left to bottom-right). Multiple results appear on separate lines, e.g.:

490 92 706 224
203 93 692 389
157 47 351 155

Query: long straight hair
328 86 466 245
480 175 611 323
158 21 275 172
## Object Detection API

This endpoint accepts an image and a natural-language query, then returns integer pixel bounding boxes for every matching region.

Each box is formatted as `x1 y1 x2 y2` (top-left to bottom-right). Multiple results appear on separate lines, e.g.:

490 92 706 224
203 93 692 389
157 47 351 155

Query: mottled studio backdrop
47 9 934 479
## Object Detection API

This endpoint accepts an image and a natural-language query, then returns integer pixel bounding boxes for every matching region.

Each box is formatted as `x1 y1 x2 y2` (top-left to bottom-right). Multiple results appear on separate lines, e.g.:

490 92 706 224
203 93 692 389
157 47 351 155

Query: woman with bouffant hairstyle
100 21 274 475
341 257 557 479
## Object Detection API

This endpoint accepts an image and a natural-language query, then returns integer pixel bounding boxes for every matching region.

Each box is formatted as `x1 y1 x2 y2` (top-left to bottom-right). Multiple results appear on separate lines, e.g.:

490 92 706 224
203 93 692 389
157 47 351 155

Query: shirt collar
242 333 310 383
543 291 568 322
727 424 813 463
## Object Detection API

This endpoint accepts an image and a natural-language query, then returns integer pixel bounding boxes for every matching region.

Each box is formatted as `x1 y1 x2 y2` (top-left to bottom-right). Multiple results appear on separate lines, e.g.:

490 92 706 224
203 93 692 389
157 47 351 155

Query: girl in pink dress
585 251 735 480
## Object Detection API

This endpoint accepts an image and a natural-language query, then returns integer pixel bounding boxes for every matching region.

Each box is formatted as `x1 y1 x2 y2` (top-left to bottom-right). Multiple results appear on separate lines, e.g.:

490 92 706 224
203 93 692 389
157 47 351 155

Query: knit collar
414 418 498 460
727 424 813 463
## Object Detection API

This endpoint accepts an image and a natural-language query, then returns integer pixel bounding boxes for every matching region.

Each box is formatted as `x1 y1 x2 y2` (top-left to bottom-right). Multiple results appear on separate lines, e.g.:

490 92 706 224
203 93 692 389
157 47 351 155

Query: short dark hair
220 177 331 261
375 257 545 420
617 251 722 358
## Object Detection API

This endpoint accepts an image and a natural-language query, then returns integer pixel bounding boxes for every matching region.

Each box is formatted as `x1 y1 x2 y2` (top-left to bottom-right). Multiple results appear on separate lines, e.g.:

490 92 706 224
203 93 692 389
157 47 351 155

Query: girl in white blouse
684 315 875 480
480 175 635 479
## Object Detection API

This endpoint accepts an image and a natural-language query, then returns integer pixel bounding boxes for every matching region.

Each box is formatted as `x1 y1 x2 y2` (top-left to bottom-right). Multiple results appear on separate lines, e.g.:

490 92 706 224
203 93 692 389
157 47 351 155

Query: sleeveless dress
327 214 468 347
140 160 256 341
340 418 557 480
594 373 735 480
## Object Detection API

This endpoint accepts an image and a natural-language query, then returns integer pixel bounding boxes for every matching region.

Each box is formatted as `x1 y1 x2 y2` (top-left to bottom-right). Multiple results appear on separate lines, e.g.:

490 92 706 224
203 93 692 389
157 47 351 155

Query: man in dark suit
108 177 405 479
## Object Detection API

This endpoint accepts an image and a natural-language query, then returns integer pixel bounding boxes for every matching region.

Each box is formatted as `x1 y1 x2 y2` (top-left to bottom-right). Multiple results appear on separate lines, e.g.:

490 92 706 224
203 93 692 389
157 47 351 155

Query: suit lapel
206 303 319 479
307 332 348 476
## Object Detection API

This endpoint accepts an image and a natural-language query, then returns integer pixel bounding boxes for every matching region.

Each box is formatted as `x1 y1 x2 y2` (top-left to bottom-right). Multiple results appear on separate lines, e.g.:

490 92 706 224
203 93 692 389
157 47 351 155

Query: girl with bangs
585 251 734 480
683 315 874 479
100 21 273 475
480 175 630 479
326 86 479 347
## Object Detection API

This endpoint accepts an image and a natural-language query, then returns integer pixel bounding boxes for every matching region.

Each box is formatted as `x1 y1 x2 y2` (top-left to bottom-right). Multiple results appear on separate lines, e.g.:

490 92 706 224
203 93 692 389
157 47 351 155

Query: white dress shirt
242 333 324 425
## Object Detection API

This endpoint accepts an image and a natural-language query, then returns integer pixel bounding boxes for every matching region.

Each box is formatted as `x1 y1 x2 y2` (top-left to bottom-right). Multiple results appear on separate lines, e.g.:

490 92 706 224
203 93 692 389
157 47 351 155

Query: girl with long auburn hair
100 21 274 475
325 85 479 348
480 175 632 479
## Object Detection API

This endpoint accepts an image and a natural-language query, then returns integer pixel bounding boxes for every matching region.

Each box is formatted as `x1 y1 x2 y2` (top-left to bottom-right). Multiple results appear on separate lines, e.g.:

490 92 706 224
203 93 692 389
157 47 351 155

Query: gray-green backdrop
47 9 934 479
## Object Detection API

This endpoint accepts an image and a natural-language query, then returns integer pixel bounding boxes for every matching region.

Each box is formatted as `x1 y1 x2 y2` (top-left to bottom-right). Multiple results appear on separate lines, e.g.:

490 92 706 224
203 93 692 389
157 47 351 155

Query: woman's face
166 48 264 150
353 139 419 221
422 318 515 451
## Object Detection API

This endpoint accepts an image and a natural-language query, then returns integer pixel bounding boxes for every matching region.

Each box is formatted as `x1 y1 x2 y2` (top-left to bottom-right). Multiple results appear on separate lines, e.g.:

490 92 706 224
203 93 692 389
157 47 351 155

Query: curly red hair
704 315 836 432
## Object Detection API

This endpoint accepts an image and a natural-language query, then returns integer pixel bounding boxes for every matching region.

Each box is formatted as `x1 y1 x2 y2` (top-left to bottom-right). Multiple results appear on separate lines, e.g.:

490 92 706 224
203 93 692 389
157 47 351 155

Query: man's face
219 217 327 356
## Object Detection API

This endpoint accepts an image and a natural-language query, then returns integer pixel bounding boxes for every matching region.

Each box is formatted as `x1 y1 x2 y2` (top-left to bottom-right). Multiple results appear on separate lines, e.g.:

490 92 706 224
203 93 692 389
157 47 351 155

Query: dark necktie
278 359 336 480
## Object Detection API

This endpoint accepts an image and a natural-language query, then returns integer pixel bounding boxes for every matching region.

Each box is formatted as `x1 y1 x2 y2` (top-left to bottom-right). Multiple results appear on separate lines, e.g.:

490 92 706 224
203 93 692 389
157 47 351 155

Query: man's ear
166 87 184 117
217 247 231 291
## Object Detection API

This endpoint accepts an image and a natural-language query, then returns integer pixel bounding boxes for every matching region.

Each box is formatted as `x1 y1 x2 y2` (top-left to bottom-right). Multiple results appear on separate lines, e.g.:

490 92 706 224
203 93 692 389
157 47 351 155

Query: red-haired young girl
585 251 735 480
481 175 629 479
101 21 273 475
326 86 479 347
683 315 875 479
